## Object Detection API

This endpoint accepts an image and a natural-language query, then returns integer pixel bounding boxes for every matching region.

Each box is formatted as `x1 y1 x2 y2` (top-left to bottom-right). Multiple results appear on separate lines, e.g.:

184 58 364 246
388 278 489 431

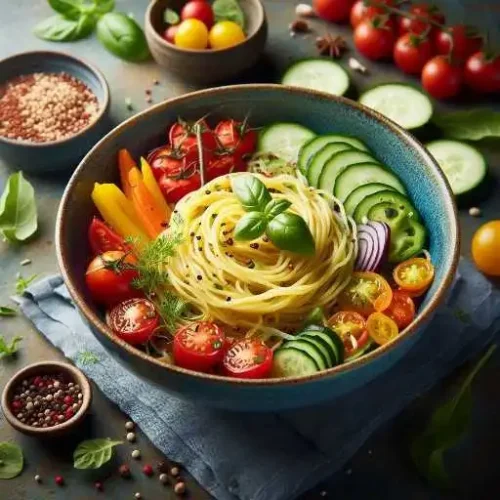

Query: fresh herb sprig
73 438 122 469
15 274 38 295
0 306 17 317
0 336 23 358
158 291 186 332
231 175 315 255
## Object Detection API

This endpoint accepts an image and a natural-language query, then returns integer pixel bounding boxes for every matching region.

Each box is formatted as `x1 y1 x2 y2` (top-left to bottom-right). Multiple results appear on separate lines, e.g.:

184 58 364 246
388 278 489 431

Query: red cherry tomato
181 1 214 28
314 0 355 23
398 3 445 36
88 217 128 255
393 33 434 74
214 119 258 157
163 25 179 44
354 19 396 61
85 251 140 306
206 153 245 181
108 298 159 345
173 321 226 372
464 52 500 94
421 55 463 99
146 146 189 181
158 171 201 203
169 119 217 154
328 311 370 357
384 291 416 330
222 339 273 379
350 0 395 28
434 24 483 63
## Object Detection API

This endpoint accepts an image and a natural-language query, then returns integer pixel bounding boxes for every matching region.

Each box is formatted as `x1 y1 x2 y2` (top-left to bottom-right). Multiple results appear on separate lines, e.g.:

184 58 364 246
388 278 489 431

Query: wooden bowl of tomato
145 0 268 84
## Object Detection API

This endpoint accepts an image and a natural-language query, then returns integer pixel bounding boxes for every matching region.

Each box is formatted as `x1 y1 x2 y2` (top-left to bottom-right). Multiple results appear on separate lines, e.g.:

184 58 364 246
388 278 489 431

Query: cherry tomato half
338 272 393 317
471 221 500 277
214 119 257 157
173 321 226 372
393 33 434 75
354 19 397 61
328 311 369 357
421 55 463 99
222 339 273 379
393 257 435 294
314 0 355 23
174 19 209 50
108 298 159 345
384 291 416 330
465 52 500 94
208 21 245 50
88 217 128 255
398 3 445 36
85 251 140 306
434 25 483 63
181 1 214 29
366 312 399 345
350 0 395 29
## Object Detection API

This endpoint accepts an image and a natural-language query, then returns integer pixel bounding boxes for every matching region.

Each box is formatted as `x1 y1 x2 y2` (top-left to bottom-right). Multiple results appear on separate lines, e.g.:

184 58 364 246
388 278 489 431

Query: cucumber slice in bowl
353 190 419 224
344 183 397 216
307 142 354 187
426 140 487 196
258 122 315 163
273 347 319 377
359 83 433 130
282 59 350 97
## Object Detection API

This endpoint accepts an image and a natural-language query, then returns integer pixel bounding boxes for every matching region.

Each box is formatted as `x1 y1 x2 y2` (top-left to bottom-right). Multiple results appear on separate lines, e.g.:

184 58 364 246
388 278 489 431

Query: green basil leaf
0 172 38 243
234 212 267 241
266 212 315 255
433 110 500 141
213 0 245 28
0 442 24 479
48 0 86 20
33 13 95 41
164 7 180 25
0 336 23 357
264 199 292 220
15 274 39 295
96 12 150 62
73 438 123 469
94 0 115 15
231 175 271 212
0 306 17 317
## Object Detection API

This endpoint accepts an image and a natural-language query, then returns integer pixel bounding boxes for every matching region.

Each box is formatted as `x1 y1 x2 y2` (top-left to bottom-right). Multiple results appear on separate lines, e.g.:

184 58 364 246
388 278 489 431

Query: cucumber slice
344 183 397 216
426 140 487 196
307 142 354 186
300 330 342 365
281 339 326 370
353 190 419 224
282 59 350 97
258 123 315 163
273 347 319 377
334 162 407 202
359 83 433 130
296 336 332 368
318 150 380 195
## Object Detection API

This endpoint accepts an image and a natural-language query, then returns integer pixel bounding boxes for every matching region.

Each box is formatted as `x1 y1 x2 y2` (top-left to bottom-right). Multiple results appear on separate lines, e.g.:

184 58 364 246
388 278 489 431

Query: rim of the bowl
145 0 265 55
0 50 110 148
1 361 92 433
56 84 460 387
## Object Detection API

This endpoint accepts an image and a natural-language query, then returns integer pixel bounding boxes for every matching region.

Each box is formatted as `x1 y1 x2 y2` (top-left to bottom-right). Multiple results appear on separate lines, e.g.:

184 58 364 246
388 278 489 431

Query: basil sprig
231 175 315 256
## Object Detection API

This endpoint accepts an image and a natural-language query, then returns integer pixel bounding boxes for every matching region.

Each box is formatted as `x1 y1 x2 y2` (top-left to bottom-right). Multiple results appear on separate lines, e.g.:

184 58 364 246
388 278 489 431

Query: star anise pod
315 33 347 59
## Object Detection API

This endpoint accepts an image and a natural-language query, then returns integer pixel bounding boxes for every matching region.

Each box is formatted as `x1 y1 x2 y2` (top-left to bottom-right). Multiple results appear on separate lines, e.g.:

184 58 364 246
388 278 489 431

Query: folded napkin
16 258 500 500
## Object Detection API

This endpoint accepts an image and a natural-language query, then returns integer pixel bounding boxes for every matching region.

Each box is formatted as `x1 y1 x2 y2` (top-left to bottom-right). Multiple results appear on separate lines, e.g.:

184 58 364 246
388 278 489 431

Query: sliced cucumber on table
307 142 354 186
353 190 418 224
359 83 433 130
344 183 397 216
281 59 350 97
426 140 487 196
318 150 380 195
334 162 407 202
258 123 315 163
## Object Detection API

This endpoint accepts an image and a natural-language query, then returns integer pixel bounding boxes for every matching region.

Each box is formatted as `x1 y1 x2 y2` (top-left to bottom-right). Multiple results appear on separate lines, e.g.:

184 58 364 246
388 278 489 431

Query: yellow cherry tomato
208 21 245 49
472 220 500 276
174 19 209 50
366 312 399 346
393 257 435 294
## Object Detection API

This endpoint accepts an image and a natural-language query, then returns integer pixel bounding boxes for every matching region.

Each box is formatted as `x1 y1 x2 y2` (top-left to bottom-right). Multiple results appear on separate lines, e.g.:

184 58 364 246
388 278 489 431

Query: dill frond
158 291 186 332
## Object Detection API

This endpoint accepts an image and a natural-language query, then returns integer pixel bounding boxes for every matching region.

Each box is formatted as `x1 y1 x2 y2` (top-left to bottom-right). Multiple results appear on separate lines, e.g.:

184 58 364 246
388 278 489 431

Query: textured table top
1 1 499 499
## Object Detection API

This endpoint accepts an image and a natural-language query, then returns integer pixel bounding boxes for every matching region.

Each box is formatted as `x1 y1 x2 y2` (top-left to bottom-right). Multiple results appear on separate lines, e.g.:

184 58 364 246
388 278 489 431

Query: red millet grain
0 72 99 143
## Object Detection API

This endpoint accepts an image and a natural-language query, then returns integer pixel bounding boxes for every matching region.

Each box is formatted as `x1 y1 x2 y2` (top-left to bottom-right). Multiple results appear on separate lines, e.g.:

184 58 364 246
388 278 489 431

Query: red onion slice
355 221 390 272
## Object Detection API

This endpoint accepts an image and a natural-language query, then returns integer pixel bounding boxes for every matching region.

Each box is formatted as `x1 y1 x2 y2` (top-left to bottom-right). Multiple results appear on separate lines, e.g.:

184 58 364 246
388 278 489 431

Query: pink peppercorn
11 400 23 411
65 408 74 420
55 475 64 486
142 464 154 476
33 376 44 387
64 395 73 405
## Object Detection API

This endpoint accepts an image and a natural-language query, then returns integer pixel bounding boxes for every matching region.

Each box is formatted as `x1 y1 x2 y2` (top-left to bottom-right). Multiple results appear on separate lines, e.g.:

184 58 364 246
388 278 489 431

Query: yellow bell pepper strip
118 149 137 198
128 168 168 239
140 157 171 221
91 183 148 244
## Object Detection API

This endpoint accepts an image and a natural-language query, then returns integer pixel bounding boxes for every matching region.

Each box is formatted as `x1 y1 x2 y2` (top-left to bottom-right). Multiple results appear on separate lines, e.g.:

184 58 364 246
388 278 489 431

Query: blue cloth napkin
15 258 500 500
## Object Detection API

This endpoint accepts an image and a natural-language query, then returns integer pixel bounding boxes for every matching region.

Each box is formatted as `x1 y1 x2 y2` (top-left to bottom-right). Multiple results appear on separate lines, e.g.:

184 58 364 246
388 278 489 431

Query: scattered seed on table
346 468 352 475
95 481 103 491
20 259 31 266
145 89 152 95
157 460 168 473
174 482 186 495
469 207 481 217
125 97 133 111
159 473 169 484
125 420 135 431
142 464 153 476
146 97 153 104
134 493 142 499
119 464 131 478
126 432 136 442
34 474 41 483
131 449 141 459
319 491 327 497
170 466 180 477
55 475 64 486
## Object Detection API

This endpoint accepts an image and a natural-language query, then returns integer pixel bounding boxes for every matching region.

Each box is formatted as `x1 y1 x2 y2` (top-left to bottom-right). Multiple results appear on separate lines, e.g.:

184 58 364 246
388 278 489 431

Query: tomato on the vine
85 251 140 306
173 321 226 372
421 55 463 99
88 217 128 255
398 3 445 36
354 18 397 61
465 52 500 94
108 298 159 345
350 0 395 29
158 170 201 203
314 0 355 23
393 33 434 74
181 1 214 29
222 339 273 379
214 119 257 157
434 24 483 63
147 146 191 181
206 153 244 181
384 291 415 330
169 119 217 158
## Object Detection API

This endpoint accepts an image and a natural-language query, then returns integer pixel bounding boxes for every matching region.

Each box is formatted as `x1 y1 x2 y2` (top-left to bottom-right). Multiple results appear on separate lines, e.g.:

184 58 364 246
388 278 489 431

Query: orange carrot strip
140 157 171 220
118 149 137 198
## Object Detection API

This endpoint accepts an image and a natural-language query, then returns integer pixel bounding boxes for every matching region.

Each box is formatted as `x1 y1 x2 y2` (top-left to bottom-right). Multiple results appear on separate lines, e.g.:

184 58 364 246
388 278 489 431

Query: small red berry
95 481 103 491
11 400 23 410
65 408 74 420
34 376 44 387
63 395 73 405
142 464 154 476
55 475 64 486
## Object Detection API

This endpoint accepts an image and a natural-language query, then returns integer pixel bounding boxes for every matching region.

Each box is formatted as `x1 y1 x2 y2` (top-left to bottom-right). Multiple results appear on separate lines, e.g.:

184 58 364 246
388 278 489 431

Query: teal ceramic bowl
56 85 459 411
0 51 110 173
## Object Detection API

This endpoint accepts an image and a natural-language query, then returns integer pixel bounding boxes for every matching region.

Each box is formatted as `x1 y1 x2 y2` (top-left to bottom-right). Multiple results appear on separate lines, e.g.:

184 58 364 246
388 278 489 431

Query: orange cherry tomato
393 257 435 294
366 312 399 345
337 272 393 317
328 311 370 357
384 291 415 330
471 221 500 276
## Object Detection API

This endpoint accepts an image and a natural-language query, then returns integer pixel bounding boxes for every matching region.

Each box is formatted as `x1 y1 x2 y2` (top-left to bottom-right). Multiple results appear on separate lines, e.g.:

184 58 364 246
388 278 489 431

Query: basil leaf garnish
234 212 267 241
231 175 271 212
73 438 123 469
164 7 180 25
267 212 315 255
264 199 292 220
213 0 245 28
0 442 24 479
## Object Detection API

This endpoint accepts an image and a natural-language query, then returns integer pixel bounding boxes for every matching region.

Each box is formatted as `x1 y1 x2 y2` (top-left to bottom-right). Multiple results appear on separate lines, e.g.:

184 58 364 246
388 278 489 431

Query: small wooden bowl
1 362 92 437
145 0 268 84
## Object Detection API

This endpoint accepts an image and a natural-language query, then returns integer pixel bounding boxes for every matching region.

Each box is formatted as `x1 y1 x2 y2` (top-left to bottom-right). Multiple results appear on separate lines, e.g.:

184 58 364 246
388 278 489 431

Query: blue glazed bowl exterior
56 85 459 411
0 51 110 174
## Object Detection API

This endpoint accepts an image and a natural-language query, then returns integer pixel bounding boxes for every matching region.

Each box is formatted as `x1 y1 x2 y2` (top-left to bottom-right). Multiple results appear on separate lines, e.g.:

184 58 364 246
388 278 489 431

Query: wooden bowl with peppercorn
1 361 92 437
145 0 268 84
0 51 110 174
